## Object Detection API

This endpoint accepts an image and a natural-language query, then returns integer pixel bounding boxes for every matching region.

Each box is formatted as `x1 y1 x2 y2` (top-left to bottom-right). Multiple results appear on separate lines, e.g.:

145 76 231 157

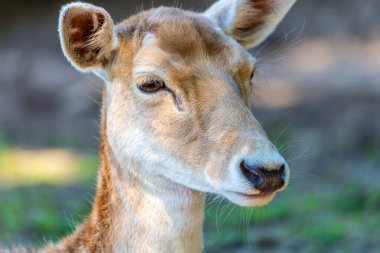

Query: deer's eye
138 80 165 93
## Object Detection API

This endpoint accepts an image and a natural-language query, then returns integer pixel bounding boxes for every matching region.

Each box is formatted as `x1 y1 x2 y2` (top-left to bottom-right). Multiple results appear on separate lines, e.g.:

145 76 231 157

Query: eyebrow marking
133 67 165 78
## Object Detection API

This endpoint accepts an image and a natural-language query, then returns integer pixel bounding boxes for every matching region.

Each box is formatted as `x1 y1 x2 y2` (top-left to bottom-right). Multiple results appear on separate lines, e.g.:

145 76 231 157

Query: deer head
58 0 296 207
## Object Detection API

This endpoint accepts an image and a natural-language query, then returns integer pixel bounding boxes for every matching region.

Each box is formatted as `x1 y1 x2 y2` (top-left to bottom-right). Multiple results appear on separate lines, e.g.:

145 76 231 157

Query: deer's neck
94 140 205 252
59 104 205 253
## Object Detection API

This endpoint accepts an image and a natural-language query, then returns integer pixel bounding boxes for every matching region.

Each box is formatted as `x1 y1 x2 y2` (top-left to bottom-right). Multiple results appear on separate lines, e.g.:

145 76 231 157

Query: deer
2 0 297 252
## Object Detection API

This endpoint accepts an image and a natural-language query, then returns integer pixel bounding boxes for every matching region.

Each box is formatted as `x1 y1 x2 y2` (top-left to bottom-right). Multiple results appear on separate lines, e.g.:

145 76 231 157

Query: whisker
274 121 293 145
219 203 235 227
290 170 319 177
278 139 305 153
214 197 225 234
287 148 314 163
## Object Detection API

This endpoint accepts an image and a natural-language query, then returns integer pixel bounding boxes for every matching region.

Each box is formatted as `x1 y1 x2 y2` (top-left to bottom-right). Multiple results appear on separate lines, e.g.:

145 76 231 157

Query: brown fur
205 0 297 47
233 0 275 37
2 1 297 252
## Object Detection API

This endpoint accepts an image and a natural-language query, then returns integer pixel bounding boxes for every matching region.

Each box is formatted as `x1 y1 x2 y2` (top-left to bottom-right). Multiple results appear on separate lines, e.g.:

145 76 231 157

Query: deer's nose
240 161 286 193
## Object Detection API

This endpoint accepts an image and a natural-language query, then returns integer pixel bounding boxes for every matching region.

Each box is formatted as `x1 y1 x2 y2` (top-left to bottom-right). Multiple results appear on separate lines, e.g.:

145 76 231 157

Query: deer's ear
204 0 296 48
58 2 118 72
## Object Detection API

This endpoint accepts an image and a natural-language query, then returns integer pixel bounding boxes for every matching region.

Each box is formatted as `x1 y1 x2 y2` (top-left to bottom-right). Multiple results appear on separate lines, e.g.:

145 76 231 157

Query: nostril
240 161 264 186
281 172 286 184
241 161 287 192
279 164 286 183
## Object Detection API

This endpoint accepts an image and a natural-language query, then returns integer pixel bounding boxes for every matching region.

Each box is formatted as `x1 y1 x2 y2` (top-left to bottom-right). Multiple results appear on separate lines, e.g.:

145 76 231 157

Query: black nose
240 161 286 193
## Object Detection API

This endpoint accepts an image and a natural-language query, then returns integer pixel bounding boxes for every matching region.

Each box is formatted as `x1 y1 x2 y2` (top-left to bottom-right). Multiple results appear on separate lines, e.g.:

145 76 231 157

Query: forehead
149 8 237 59
118 7 255 78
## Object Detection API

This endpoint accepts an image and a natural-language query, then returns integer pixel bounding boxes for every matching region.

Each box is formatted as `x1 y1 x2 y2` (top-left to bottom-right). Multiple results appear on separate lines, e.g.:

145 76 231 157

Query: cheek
147 107 210 169
106 85 153 157
204 131 238 184
204 154 228 185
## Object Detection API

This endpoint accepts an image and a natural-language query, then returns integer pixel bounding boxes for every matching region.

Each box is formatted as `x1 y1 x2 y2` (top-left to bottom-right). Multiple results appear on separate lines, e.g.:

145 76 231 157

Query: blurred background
0 0 379 252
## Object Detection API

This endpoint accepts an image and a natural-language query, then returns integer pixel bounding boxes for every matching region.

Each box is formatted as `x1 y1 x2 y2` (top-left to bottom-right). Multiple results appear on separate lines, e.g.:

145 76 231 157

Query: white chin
223 191 276 207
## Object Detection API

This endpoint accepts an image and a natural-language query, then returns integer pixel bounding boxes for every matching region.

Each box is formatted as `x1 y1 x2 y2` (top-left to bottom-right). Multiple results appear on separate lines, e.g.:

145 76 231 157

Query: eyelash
137 79 166 93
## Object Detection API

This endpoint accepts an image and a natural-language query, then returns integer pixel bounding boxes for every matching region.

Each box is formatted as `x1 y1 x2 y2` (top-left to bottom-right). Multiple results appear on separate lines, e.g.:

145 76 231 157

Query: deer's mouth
233 191 272 198
222 190 276 207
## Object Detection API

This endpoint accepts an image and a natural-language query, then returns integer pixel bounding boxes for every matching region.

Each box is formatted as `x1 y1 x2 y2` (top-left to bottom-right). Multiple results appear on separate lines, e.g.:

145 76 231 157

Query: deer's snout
240 161 286 193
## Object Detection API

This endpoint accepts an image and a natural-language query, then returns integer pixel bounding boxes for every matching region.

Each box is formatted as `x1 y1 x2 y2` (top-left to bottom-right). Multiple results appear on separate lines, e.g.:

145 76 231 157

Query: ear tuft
204 0 297 48
233 0 275 36
58 2 118 72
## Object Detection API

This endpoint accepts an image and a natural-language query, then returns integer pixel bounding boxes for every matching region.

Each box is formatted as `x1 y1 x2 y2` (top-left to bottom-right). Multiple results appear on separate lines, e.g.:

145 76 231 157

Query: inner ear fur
58 2 118 71
204 0 297 48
